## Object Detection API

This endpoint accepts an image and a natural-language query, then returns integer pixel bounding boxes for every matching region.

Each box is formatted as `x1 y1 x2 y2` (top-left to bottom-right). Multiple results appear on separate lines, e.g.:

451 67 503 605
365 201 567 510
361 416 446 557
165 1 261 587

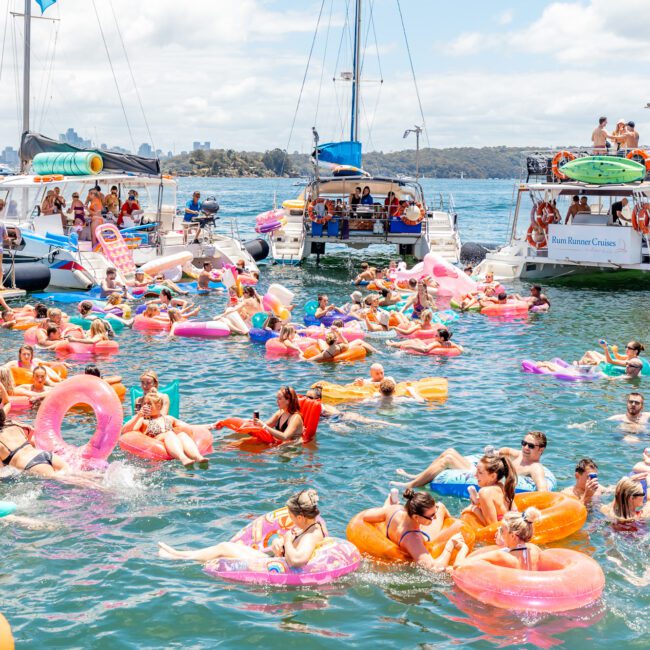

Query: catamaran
266 0 460 265
475 148 650 281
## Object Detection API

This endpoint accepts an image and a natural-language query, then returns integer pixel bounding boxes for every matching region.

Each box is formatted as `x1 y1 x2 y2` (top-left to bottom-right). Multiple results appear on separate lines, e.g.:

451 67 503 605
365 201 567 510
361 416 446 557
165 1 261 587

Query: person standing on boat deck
565 195 580 224
104 186 120 222
184 191 203 243
610 120 628 155
591 116 611 154
349 186 362 213
85 189 105 247
610 197 628 224
52 187 67 230
577 196 591 215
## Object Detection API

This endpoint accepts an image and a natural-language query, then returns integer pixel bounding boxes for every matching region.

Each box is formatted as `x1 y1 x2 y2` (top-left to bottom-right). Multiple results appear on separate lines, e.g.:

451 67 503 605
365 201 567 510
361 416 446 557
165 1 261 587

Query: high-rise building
192 141 211 151
137 142 154 158
0 146 19 166
59 128 91 148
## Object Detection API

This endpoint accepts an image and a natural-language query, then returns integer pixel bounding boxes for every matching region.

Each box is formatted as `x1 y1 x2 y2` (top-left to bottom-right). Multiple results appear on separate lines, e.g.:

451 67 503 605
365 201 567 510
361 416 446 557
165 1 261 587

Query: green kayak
561 156 645 184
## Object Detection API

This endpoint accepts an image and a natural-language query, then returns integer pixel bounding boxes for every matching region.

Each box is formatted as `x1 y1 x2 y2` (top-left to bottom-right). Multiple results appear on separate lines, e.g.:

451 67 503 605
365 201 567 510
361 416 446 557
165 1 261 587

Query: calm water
1 178 649 649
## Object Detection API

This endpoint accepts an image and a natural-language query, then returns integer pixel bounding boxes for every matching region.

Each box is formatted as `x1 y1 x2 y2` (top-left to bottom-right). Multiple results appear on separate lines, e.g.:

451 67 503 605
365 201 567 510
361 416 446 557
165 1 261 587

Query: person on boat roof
591 116 611 154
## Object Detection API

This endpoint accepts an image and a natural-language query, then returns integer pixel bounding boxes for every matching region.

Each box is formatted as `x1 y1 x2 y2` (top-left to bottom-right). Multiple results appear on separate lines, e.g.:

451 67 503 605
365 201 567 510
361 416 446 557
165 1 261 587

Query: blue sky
0 0 648 154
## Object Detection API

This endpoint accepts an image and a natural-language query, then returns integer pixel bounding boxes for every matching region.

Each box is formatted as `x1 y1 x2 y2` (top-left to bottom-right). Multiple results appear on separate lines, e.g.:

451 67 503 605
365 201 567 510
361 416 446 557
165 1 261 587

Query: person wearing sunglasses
358 488 468 572
601 477 650 522
393 431 550 492
608 392 649 428
578 339 646 370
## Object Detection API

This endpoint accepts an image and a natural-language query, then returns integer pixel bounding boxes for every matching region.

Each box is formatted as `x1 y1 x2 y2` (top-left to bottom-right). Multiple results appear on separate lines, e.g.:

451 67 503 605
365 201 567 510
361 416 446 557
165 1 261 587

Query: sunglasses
419 506 438 522
521 440 541 449
626 346 638 351
633 493 645 498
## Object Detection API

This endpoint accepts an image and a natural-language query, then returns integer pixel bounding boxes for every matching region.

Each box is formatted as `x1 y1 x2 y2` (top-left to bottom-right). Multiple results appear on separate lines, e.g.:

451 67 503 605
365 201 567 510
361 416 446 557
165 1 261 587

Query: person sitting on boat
349 186 362 212
119 192 141 229
53 186 67 230
393 431 551 491
360 186 374 206
601 477 650 522
460 507 542 571
610 198 628 225
354 262 377 285
358 488 469 572
384 191 400 217
562 458 604 507
100 267 127 299
565 195 580 224
40 190 56 216
84 189 105 247
334 199 345 217
67 192 86 234
387 327 462 355
158 488 326 565
462 453 518 527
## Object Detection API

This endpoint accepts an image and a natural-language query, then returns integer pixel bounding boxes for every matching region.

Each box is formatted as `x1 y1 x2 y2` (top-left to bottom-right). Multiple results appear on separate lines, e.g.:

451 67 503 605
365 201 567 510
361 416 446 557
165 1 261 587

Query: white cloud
498 9 513 25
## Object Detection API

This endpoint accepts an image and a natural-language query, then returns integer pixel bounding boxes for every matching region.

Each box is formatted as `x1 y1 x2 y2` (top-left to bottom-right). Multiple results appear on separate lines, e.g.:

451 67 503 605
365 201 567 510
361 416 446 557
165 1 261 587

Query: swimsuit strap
385 510 399 539
0 439 32 466
504 544 530 570
398 529 431 546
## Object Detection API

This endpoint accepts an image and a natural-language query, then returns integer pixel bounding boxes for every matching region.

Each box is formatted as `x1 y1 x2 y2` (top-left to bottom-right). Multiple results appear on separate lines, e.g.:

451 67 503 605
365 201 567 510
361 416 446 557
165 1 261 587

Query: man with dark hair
514 284 550 309
562 458 603 506
624 121 639 149
565 195 580 224
591 116 610 153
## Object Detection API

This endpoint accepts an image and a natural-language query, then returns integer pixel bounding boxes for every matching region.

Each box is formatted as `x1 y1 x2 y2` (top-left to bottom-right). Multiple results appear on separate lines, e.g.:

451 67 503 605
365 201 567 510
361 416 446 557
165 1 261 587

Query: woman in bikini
6 344 63 385
359 489 468 572
251 385 304 442
386 327 463 354
126 393 208 466
394 309 442 337
461 453 518 527
158 488 327 566
304 330 378 362
13 365 51 403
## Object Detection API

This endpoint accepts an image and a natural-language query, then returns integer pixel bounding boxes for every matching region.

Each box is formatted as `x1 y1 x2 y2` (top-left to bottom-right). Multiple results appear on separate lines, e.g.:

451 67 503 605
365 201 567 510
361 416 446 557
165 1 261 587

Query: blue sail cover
314 141 362 168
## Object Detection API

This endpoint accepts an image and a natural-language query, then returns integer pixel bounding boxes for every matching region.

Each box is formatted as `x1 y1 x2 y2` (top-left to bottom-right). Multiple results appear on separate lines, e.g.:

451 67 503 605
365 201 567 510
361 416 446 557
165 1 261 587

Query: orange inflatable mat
303 344 366 363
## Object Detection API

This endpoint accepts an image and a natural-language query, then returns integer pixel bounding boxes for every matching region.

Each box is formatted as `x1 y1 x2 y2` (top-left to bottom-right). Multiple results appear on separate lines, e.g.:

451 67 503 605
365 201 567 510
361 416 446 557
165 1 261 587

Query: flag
35 0 57 14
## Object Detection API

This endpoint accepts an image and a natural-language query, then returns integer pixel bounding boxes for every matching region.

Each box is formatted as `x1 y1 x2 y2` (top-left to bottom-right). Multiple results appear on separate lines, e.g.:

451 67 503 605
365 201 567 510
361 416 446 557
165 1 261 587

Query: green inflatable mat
129 380 180 418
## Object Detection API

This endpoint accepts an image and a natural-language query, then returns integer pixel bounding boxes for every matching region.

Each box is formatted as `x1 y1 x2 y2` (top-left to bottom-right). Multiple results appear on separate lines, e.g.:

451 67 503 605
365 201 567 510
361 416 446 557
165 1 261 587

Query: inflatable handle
0 501 17 518
33 375 123 466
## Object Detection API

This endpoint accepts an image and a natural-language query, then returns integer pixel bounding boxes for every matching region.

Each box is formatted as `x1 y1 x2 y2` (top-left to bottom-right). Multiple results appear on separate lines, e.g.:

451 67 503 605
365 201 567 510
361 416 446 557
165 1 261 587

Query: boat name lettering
549 236 616 248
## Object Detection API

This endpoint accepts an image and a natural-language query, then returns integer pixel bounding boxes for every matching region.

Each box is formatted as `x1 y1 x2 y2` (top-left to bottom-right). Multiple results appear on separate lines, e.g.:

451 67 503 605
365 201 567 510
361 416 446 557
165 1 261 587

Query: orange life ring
401 203 425 226
527 223 547 249
632 203 650 234
308 198 334 224
626 149 650 172
33 174 64 183
531 201 555 226
551 151 575 180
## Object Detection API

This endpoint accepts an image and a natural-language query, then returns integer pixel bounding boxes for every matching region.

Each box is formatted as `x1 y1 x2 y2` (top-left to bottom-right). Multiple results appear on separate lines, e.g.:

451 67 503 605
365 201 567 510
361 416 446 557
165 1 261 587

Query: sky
1 0 649 155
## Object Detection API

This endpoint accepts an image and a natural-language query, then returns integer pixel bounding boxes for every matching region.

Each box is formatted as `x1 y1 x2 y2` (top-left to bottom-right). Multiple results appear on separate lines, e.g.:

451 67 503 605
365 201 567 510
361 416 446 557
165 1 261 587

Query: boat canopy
312 141 362 168
20 131 160 176
303 177 423 202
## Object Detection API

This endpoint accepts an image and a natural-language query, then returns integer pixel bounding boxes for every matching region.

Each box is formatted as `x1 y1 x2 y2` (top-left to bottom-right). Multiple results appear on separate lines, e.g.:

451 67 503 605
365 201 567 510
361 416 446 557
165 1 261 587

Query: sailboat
268 0 461 265
0 1 259 290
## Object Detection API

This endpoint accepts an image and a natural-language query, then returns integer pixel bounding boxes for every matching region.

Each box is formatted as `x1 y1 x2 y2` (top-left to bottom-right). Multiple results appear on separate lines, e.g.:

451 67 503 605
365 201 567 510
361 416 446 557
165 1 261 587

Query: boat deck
0 287 27 301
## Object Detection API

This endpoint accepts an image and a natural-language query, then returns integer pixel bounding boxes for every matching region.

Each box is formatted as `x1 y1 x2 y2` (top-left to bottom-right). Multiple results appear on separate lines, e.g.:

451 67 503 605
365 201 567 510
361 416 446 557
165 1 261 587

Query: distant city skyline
0 1 648 154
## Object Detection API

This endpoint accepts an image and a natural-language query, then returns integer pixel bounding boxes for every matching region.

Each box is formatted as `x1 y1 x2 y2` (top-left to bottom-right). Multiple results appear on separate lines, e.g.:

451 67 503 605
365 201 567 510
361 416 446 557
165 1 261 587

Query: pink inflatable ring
33 375 123 469
453 546 605 613
119 426 213 461
204 506 361 586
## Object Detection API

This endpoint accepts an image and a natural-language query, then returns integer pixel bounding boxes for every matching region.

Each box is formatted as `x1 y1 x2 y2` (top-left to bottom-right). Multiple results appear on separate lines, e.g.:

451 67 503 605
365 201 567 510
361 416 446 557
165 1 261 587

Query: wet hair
79 300 94 316
497 292 507 301
331 319 344 328
167 308 182 323
89 319 108 338
279 325 296 341
502 507 541 542
479 454 517 508
46 325 59 338
32 365 48 379
140 371 159 387
278 385 301 414
438 329 451 342
626 341 645 356
526 430 547 448
18 344 34 360
531 285 542 293
106 267 116 276
308 385 323 400
34 303 48 319
160 288 173 300
379 378 396 396
286 488 320 519
575 458 598 474
317 294 327 303
84 365 101 377
402 488 436 519
325 331 338 345
613 477 644 521
264 316 280 330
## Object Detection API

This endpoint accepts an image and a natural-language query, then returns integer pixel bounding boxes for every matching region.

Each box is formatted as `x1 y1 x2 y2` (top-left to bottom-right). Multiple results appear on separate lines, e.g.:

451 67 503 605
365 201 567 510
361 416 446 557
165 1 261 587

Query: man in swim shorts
608 392 650 426
394 431 551 491
591 116 610 154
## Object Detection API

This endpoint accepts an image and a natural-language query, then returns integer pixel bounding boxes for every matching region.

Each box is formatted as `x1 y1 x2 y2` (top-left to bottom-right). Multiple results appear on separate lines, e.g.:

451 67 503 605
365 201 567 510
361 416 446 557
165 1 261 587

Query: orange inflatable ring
460 492 587 545
531 201 555 227
308 198 334 224
631 203 650 234
119 425 213 461
33 174 65 183
346 511 475 563
303 344 366 363
10 363 67 386
401 203 425 226
526 223 547 249
551 150 575 180
0 612 14 650
626 149 650 172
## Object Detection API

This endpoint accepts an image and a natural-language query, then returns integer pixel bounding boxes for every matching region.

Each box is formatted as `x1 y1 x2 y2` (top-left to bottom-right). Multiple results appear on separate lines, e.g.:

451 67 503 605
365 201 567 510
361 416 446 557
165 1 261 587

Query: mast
350 0 361 142
21 0 31 172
